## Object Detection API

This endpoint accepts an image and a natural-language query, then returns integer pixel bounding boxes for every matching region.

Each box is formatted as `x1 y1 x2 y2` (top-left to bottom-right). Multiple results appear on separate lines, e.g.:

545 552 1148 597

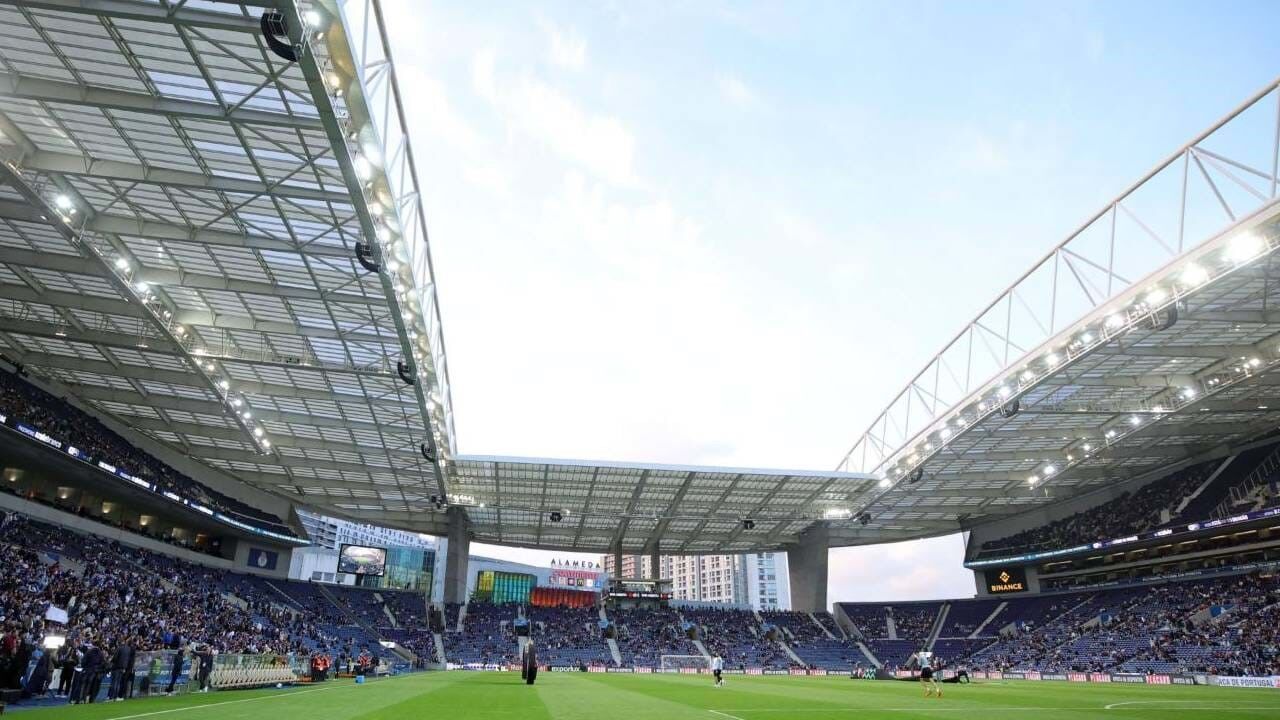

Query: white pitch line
709 710 747 720
712 705 1280 714
1104 700 1280 710
101 685 339 720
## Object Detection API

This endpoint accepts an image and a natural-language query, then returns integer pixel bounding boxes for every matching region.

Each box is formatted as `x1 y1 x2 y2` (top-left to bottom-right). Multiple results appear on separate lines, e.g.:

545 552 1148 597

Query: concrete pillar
612 548 623 581
786 522 829 613
648 549 661 580
443 506 471 604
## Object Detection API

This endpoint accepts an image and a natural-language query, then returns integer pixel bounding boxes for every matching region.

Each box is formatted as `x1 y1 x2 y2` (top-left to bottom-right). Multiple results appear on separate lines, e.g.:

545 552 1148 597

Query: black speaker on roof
550 511 563 523
1151 303 1178 331
857 512 871 526
354 242 380 273
1000 399 1020 418
397 360 415 386
742 518 755 531
260 12 299 62
909 468 924 485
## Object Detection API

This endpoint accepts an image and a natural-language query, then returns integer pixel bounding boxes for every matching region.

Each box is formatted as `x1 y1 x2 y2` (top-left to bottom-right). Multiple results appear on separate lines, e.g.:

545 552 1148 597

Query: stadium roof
449 456 873 554
0 0 457 534
837 76 1280 544
3 1 1280 554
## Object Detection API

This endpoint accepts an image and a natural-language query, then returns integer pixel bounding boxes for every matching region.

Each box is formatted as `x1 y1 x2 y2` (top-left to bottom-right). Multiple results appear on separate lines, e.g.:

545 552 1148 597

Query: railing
1213 443 1280 519
838 76 1280 477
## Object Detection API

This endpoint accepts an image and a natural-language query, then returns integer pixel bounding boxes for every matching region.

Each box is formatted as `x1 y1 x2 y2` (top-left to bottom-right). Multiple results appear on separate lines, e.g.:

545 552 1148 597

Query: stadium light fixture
1106 429 1117 439
1129 415 1142 426
1228 231 1263 262
1082 443 1093 452
114 257 129 271
1145 287 1167 305
998 385 1012 399
1080 332 1093 344
1045 353 1060 367
231 398 243 408
253 427 264 438
218 379 230 391
134 281 149 293
878 478 891 488
822 508 852 520
1180 264 1208 286
1105 314 1124 329
1181 387 1197 400
261 439 271 449
1249 357 1262 368
354 155 373 182
1043 465 1056 476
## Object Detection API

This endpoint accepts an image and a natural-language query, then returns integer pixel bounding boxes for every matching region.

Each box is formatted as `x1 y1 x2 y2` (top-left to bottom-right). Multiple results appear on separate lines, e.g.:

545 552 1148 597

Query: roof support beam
0 199 351 259
69 384 409 433
0 245 383 307
15 149 352 204
0 71 325 130
9 0 266 33
118 414 417 457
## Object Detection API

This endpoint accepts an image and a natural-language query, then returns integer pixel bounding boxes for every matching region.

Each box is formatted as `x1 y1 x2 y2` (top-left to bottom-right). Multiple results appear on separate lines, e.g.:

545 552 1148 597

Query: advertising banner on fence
1110 674 1147 684
1212 676 1280 688
1089 673 1111 683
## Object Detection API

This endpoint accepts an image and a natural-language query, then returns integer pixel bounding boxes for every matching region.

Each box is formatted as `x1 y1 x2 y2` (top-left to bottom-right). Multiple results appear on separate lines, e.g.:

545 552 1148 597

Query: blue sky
380 0 1280 602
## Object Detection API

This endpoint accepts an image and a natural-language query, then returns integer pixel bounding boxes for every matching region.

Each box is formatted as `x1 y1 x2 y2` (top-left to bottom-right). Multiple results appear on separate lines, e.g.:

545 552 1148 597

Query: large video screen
338 544 387 576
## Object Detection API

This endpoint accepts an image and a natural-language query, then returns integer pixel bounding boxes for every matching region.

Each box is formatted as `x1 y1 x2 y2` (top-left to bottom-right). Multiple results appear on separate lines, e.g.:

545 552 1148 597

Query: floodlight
1180 264 1208 286
1228 232 1262 262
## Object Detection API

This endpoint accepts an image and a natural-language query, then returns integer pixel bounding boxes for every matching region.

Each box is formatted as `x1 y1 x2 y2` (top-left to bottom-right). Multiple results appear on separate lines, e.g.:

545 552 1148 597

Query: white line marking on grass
102 686 339 720
714 705 1280 715
1105 700 1280 710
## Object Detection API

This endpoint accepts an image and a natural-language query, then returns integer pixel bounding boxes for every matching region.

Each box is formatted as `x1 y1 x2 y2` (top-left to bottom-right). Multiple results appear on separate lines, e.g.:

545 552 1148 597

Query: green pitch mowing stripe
15 673 1280 720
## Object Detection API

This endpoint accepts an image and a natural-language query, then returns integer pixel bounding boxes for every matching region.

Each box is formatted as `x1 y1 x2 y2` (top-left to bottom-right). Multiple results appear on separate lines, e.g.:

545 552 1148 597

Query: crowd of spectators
979 462 1214 557
938 571 1280 676
0 510 389 704
528 606 612 667
0 368 294 536
685 607 791 670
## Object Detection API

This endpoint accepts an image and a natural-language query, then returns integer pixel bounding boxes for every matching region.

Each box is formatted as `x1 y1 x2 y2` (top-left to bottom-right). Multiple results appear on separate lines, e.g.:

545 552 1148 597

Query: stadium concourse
1 0 1280 715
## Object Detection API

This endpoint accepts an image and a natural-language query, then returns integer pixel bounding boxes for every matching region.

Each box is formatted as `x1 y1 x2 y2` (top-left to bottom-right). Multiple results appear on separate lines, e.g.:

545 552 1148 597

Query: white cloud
500 75 638 187
718 73 758 107
542 19 587 70
828 534 975 604
471 47 498 103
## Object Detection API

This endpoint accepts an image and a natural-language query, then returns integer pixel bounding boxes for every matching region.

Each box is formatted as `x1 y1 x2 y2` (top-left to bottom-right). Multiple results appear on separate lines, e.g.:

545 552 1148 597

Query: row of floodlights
879 229 1272 491
314 13 450 462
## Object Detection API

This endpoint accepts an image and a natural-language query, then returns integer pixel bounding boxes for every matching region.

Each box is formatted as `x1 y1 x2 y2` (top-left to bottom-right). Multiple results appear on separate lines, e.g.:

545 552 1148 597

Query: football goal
660 655 709 672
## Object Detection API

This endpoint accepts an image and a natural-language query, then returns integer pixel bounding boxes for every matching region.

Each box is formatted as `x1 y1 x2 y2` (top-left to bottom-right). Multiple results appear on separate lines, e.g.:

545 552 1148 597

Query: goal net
660 655 709 672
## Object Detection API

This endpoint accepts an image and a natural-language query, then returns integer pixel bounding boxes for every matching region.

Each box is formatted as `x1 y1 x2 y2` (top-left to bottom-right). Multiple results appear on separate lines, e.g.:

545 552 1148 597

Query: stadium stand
684 607 791 670
0 368 296 538
978 440 1280 561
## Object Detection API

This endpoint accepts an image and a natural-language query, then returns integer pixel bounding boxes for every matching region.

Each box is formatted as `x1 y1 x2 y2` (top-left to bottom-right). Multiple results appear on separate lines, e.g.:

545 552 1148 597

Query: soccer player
711 654 724 687
920 661 941 698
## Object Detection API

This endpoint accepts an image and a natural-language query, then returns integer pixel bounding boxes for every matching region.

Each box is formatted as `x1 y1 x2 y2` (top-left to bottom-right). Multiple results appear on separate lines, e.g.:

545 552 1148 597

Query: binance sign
984 566 1028 594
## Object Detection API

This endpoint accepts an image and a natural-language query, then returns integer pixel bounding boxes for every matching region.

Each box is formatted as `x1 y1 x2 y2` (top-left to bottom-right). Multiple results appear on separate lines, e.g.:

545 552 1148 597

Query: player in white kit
712 654 724 687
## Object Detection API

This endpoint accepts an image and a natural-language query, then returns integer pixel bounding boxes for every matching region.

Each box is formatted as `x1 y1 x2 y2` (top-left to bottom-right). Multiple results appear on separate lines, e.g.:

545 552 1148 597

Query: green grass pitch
18 672 1280 719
